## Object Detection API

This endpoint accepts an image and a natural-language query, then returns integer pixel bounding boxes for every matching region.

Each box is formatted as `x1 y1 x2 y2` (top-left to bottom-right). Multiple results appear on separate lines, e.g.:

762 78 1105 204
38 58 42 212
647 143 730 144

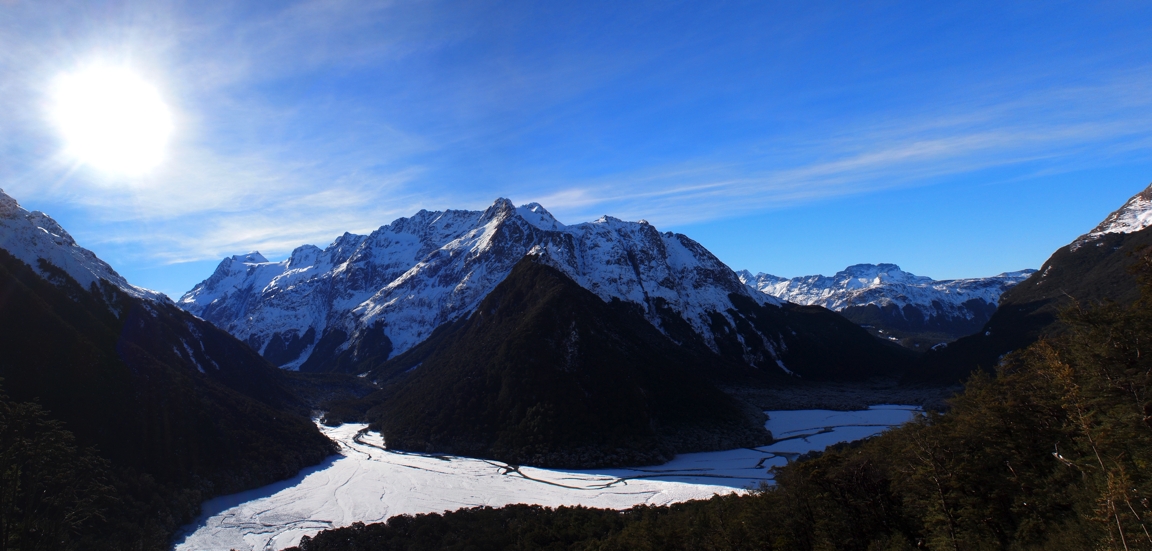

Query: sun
50 65 174 176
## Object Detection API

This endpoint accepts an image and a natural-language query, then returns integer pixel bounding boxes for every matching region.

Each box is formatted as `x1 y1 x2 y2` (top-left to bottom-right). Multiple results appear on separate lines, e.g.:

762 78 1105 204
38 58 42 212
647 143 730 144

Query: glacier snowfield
173 405 920 551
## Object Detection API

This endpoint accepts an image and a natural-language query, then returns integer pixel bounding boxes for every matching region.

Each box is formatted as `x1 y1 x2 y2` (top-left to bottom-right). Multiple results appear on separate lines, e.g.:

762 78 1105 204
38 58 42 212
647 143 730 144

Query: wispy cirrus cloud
525 71 1152 227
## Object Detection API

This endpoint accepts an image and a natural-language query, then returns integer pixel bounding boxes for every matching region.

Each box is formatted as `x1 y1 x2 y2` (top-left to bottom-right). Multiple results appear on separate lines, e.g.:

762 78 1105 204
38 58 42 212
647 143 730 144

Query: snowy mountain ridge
1072 184 1152 250
738 263 1035 345
737 264 1034 313
181 198 778 370
0 188 166 302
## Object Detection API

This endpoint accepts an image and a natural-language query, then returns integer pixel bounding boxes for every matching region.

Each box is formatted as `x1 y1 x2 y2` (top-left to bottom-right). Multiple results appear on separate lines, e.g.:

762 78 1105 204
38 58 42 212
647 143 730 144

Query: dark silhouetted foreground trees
0 391 113 550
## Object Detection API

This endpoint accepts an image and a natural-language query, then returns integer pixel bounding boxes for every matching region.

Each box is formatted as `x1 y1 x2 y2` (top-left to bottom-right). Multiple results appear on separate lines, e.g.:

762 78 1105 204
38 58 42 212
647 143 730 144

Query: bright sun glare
51 65 174 176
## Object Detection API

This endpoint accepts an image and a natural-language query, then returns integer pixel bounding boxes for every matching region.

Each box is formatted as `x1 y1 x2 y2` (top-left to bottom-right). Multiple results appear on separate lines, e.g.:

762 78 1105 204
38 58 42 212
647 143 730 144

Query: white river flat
173 405 919 551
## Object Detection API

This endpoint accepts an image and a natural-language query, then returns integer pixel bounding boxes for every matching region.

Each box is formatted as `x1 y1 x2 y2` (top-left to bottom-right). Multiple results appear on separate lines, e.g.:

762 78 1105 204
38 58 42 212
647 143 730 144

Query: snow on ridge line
0 188 168 303
179 198 775 370
738 264 1035 313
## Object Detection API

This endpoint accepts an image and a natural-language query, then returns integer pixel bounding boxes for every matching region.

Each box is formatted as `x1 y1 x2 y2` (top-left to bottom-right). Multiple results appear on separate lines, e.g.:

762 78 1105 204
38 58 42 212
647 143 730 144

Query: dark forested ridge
346 257 771 468
0 248 335 550
288 251 1152 551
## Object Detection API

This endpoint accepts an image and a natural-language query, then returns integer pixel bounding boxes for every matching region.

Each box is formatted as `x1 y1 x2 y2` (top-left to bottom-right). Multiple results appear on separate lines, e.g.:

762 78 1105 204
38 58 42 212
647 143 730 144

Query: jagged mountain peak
479 197 517 223
0 188 166 302
833 263 927 287
515 202 565 231
996 269 1036 279
232 251 269 263
591 214 626 225
1073 183 1152 250
843 262 903 276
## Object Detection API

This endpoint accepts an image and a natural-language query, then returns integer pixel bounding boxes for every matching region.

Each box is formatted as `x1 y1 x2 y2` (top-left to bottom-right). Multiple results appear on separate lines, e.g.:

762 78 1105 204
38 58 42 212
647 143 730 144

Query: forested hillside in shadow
0 249 336 550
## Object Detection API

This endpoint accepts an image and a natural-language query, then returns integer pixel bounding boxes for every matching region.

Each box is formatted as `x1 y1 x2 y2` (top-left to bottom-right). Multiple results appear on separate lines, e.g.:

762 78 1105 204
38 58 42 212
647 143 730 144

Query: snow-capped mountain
1072 184 1152 250
739 264 1033 312
738 264 1034 344
181 198 779 371
0 188 166 302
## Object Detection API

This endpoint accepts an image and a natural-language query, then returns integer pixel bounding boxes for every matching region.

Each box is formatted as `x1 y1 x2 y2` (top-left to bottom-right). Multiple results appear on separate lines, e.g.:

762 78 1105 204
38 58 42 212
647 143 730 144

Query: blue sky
2 1 1151 299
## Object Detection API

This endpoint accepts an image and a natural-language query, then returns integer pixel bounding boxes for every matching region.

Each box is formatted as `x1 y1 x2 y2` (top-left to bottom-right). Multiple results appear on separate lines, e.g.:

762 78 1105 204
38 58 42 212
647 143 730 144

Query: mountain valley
179 198 919 466
278 183 1152 551
3 183 1152 550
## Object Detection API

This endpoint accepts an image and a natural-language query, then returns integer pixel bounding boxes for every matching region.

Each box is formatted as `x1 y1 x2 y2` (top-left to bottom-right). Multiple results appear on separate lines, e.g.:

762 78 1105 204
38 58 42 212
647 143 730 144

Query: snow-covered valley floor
173 405 919 551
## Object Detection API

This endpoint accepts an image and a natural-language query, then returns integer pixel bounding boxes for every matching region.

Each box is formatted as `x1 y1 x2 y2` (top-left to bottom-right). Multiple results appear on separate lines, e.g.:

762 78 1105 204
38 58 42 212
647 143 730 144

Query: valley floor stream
173 405 920 551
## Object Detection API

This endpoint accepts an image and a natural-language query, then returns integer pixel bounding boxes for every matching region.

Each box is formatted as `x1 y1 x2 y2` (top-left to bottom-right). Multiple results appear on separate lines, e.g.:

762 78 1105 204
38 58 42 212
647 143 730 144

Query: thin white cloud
525 76 1152 228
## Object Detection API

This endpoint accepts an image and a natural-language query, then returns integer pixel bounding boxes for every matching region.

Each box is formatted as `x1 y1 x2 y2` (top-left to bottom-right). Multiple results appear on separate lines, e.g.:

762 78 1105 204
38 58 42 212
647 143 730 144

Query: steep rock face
918 183 1152 382
182 199 780 373
362 257 770 468
739 264 1034 346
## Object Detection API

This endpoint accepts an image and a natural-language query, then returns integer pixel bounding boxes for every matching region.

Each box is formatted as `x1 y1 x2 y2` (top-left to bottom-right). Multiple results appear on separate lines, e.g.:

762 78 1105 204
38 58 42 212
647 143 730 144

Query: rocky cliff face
181 198 782 372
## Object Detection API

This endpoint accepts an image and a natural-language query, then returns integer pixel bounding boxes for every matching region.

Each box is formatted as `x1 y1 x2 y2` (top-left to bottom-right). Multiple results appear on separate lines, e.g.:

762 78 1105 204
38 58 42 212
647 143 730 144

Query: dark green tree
0 392 113 550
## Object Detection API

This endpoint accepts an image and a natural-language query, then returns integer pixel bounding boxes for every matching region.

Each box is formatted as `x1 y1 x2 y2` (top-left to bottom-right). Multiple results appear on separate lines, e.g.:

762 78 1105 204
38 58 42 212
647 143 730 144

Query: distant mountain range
738 265 1034 347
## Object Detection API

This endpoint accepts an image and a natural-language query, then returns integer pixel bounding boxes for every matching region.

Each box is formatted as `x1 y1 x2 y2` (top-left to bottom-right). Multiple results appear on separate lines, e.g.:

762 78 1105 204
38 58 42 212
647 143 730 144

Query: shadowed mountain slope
360 257 770 468
0 249 336 548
